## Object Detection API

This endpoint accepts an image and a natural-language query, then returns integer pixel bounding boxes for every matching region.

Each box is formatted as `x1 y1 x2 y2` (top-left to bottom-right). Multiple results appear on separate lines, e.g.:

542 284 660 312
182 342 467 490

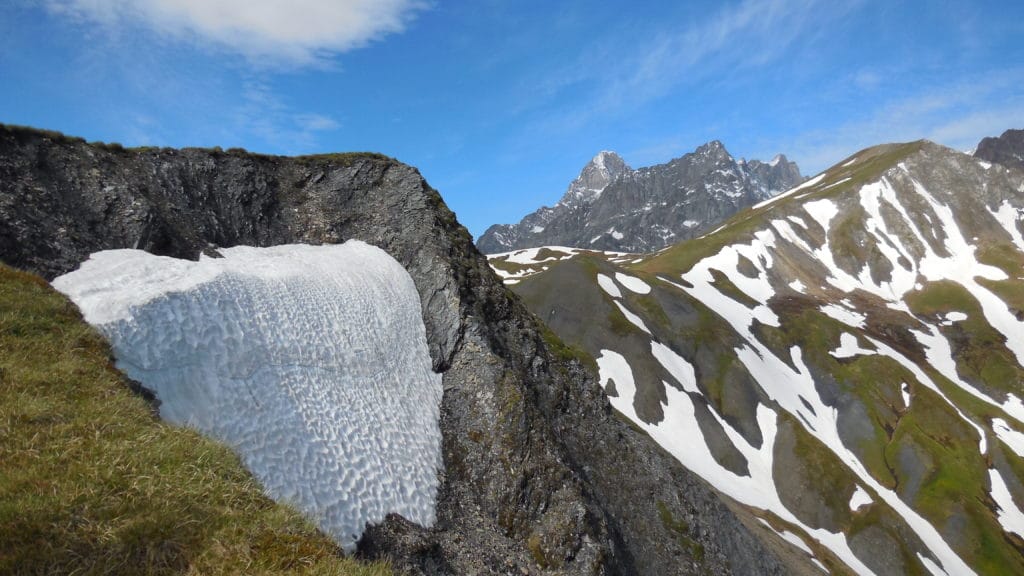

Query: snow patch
651 341 698 393
613 301 651 334
820 304 867 328
753 173 827 211
989 469 1024 538
945 311 968 322
614 272 652 294
849 486 873 511
993 418 1024 458
597 273 623 298
52 243 443 552
830 333 876 359
988 200 1024 253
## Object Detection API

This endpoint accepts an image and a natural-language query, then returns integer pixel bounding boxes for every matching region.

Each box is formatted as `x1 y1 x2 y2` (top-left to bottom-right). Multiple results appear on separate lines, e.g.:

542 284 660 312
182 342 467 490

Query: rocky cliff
477 142 802 254
976 128 1024 172
0 124 791 575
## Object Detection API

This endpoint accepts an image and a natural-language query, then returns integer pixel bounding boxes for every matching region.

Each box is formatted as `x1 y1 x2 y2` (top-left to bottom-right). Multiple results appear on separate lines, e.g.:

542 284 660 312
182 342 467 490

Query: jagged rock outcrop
0 124 791 576
477 142 802 254
976 128 1024 171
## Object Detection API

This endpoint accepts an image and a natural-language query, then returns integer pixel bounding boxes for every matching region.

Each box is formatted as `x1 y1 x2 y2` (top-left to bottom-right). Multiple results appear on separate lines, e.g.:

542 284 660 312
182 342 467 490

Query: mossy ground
0 265 390 576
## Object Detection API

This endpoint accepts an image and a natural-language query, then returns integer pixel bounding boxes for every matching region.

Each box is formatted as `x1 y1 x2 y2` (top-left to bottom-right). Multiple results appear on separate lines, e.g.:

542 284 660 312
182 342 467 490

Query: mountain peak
975 128 1024 172
477 141 803 254
695 139 728 154
560 150 631 206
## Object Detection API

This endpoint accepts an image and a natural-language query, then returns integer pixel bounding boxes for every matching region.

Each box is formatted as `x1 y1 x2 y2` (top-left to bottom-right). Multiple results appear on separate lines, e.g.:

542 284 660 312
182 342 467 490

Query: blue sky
2 1 1023 238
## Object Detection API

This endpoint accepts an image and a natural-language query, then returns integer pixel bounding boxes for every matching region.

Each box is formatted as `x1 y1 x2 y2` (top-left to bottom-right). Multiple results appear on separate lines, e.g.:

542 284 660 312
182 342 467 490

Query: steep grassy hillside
0 265 390 576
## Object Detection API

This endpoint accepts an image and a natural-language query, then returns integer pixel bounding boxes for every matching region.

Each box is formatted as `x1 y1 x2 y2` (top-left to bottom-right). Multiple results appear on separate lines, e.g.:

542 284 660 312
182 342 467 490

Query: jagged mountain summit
976 128 1024 172
477 141 803 254
0 124 794 576
495 140 1024 575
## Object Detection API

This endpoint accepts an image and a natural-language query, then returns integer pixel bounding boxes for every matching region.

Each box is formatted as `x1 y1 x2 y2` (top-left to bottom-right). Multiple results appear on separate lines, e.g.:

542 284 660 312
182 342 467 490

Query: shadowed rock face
476 143 803 254
976 128 1024 172
0 124 790 576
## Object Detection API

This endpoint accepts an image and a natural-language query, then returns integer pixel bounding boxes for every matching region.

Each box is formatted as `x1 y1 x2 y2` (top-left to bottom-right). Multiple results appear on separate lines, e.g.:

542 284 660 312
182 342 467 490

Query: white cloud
45 0 425 64
765 70 1024 174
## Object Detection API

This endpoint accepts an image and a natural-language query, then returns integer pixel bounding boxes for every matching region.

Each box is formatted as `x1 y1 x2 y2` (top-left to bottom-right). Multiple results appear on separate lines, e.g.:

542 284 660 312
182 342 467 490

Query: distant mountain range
477 141 803 254
491 134 1024 575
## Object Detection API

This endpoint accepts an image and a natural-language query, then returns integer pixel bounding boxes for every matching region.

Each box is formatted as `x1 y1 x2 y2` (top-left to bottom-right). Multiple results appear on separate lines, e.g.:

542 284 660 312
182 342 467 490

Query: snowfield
53 242 444 552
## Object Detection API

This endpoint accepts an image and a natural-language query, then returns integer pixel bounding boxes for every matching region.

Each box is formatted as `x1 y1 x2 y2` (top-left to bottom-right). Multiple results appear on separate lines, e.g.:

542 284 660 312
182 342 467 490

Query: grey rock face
0 125 789 576
476 142 802 254
975 128 1024 171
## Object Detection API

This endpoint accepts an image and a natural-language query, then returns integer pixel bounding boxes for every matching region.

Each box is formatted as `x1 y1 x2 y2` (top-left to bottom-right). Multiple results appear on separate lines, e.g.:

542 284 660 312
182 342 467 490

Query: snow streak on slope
487 246 636 283
596 348 875 575
53 242 444 552
662 207 979 576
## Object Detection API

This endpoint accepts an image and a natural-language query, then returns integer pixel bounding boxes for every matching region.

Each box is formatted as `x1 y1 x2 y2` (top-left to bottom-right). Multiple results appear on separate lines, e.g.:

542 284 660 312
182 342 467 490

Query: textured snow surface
53 242 444 552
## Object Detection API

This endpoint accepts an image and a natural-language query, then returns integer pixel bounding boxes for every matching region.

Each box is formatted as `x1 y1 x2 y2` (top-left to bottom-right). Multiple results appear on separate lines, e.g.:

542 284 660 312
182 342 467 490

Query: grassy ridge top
637 141 925 277
0 265 389 576
0 123 394 166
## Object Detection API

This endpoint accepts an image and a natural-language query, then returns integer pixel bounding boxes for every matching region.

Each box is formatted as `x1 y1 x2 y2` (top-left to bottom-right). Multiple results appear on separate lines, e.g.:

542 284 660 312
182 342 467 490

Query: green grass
0 266 390 576
537 321 596 373
655 501 704 565
905 281 1023 396
292 152 394 166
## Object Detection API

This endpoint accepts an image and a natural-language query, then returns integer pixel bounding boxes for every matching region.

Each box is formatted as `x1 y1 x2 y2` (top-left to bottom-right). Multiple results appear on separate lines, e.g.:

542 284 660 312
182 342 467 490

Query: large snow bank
53 241 444 552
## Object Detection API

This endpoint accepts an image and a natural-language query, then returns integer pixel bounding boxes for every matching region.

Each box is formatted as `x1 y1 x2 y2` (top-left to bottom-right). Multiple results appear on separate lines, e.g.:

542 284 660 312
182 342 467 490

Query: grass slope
0 265 390 576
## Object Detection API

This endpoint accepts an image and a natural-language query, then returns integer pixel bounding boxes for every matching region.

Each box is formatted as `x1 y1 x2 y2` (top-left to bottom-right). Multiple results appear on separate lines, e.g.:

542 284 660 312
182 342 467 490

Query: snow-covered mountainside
505 141 1024 575
477 142 802 254
53 242 443 552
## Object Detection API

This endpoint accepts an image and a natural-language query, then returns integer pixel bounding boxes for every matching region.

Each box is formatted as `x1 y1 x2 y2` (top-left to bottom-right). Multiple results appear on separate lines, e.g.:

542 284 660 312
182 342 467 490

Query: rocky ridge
477 142 802 254
976 128 1024 172
0 124 791 576
499 140 1024 575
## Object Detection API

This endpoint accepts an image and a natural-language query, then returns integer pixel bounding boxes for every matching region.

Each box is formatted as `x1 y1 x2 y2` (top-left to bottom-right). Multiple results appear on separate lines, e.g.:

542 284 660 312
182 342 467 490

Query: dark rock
975 128 1024 172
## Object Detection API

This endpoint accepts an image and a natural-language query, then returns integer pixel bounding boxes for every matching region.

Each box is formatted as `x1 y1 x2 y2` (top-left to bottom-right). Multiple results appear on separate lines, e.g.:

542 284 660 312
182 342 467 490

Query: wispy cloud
230 81 341 153
766 69 1024 173
44 0 426 65
521 0 862 137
